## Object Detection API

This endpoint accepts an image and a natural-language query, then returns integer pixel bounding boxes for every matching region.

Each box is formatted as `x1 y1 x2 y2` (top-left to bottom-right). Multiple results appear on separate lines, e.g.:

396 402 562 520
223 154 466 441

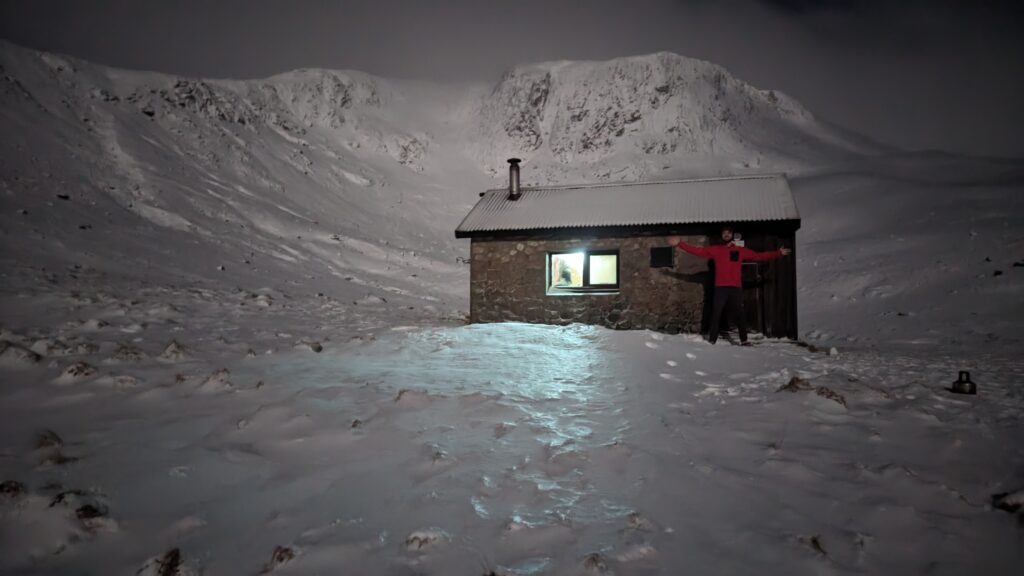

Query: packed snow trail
2 320 1021 575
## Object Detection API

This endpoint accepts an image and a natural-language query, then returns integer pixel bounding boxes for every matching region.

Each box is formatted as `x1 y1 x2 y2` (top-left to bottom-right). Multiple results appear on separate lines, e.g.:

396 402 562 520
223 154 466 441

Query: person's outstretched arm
741 246 792 262
669 237 713 258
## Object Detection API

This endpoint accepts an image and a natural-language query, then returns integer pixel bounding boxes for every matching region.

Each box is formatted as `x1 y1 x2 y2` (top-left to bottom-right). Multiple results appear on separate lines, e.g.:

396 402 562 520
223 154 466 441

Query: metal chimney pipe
508 158 521 200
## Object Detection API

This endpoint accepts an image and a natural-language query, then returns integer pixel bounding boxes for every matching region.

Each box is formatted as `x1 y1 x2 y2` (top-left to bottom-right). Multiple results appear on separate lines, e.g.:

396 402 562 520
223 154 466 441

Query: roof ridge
481 173 786 194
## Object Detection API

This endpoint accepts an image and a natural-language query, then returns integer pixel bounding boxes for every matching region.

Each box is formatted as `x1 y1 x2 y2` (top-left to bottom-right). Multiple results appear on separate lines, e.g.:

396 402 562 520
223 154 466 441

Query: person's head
720 226 734 243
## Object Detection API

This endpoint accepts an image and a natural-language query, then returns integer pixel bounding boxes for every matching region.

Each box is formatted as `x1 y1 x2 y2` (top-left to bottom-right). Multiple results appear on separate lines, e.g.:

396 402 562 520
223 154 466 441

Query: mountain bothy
455 161 800 337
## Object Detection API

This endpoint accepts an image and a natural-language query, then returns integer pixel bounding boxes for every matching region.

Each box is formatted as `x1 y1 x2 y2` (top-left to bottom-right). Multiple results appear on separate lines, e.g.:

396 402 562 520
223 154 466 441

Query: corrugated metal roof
455 174 799 236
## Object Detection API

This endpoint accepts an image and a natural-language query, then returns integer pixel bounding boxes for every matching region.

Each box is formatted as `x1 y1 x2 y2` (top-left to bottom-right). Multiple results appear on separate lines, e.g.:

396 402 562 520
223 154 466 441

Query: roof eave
455 218 801 239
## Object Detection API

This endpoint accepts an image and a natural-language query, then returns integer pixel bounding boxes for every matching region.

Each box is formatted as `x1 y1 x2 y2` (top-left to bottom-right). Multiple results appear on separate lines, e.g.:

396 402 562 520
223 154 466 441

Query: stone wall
470 234 708 333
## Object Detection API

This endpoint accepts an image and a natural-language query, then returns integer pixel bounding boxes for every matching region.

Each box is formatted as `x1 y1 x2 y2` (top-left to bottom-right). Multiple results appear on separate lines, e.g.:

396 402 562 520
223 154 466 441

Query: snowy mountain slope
0 39 487 321
793 153 1024 352
0 43 872 310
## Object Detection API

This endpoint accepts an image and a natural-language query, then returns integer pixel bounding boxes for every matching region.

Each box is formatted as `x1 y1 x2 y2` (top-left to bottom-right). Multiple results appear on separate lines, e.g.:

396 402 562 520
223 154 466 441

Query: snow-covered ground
2 315 1022 574
1 40 1023 574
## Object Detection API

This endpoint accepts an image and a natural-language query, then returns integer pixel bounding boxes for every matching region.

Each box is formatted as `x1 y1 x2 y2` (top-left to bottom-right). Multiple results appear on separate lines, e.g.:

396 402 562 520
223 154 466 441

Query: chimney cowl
507 158 521 200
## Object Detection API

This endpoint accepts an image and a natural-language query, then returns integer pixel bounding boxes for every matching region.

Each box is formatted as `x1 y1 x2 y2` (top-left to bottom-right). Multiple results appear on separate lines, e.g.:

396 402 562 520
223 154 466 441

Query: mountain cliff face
0 41 870 311
469 53 873 182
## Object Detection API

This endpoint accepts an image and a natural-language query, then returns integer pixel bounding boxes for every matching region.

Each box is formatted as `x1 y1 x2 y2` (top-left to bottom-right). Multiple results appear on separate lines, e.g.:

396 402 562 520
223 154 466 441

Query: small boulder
260 545 296 573
196 368 232 394
992 489 1024 515
0 480 26 499
0 340 42 367
798 534 828 556
777 377 847 408
815 386 847 407
159 340 188 362
294 340 323 353
54 361 98 385
136 548 186 576
107 343 145 363
35 429 63 451
777 376 812 393
30 338 72 357
404 529 447 551
582 552 609 572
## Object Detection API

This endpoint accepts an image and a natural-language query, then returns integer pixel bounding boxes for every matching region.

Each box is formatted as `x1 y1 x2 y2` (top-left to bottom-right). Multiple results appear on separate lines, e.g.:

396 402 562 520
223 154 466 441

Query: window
547 250 619 293
650 246 674 268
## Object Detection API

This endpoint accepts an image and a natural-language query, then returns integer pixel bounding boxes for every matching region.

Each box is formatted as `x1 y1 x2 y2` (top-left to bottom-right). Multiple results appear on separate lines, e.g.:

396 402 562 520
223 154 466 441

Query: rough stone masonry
470 234 707 333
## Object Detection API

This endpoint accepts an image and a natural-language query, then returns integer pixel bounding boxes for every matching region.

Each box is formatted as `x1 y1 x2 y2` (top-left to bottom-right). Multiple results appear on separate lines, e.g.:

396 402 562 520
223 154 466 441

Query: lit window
550 252 584 288
547 250 619 293
589 254 617 285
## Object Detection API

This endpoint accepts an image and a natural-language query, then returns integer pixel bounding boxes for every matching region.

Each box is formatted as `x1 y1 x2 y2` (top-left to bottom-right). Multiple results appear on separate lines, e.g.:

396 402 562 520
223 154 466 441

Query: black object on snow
950 370 977 395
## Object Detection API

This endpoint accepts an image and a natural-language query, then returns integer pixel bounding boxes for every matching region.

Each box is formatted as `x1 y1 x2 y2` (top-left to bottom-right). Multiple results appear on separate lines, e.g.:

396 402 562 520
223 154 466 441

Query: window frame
546 249 620 294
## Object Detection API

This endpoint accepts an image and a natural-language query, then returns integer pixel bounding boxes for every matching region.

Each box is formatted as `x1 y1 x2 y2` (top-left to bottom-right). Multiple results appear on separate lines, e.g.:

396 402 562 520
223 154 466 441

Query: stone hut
454 160 801 337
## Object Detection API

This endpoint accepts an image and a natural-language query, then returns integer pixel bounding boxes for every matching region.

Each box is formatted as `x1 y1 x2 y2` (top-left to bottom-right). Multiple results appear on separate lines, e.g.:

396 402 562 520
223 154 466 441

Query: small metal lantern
950 370 976 395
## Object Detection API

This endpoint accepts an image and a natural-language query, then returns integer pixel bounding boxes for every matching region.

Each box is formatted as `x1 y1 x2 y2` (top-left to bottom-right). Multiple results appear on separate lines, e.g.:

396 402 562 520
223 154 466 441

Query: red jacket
676 241 783 287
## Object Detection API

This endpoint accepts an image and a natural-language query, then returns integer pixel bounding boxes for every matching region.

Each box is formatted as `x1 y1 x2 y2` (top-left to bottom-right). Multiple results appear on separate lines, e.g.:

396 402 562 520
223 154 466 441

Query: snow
2 321 1021 574
2 39 1023 574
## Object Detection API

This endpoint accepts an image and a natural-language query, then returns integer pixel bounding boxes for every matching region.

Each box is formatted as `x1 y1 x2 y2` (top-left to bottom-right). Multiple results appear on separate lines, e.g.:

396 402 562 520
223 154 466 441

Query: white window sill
545 289 620 297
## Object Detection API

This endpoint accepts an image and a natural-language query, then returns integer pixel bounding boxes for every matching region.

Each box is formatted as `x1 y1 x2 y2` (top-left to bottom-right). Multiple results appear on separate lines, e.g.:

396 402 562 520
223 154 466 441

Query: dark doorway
741 262 765 334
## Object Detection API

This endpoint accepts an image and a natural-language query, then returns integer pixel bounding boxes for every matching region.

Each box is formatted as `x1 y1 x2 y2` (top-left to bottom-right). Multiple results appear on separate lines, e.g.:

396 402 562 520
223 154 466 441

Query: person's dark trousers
708 286 747 344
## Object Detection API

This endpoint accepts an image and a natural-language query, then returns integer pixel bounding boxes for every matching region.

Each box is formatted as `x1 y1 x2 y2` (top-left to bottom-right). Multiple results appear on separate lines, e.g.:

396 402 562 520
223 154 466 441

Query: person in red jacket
669 226 791 345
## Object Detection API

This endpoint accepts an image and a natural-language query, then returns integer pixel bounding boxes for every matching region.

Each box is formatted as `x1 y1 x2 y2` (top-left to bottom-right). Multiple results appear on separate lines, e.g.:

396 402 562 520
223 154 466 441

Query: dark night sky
2 0 1022 157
